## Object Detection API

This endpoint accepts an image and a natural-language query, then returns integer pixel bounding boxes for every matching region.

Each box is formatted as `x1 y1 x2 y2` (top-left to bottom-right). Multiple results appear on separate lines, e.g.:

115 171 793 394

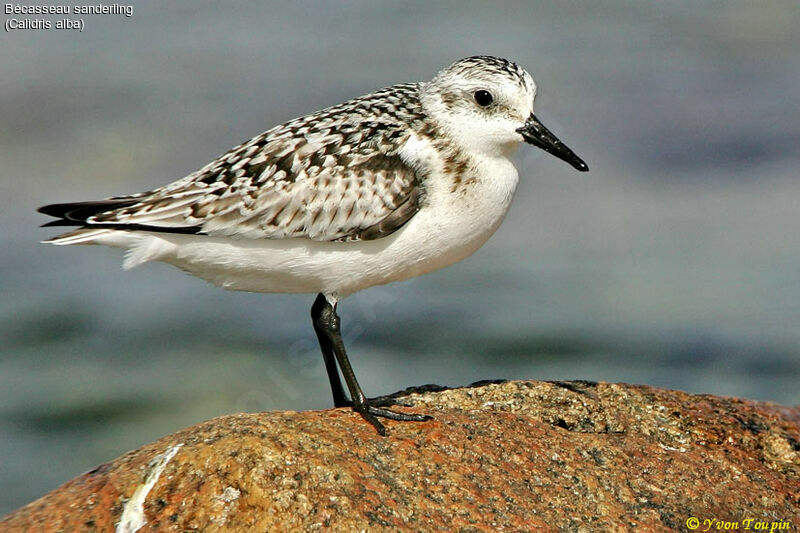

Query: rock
2 380 798 532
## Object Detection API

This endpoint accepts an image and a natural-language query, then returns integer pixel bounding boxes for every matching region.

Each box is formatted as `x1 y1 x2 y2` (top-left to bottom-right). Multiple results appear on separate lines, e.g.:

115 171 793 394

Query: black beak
517 114 589 172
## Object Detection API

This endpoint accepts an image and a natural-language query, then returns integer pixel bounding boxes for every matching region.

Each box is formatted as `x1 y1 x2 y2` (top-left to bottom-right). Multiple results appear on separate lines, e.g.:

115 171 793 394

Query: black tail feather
37 199 138 223
40 218 89 228
37 199 204 235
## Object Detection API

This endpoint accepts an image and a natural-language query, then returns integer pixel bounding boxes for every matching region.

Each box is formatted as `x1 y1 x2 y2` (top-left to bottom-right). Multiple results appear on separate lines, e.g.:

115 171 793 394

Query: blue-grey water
2 0 799 515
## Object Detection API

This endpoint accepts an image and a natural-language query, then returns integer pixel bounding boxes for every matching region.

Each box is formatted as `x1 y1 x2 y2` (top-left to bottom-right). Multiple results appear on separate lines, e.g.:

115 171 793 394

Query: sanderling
38 56 588 435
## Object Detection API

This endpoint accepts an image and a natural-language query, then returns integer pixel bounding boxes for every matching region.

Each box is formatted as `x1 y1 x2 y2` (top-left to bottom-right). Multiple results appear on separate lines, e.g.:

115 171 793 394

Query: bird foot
351 400 432 436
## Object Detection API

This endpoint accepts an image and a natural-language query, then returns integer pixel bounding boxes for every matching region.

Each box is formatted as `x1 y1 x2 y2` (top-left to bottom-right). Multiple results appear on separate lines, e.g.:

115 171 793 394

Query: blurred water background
2 0 799 514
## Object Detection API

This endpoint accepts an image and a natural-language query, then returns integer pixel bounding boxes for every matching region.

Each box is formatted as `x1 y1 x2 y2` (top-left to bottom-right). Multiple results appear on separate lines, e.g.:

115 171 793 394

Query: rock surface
2 380 799 532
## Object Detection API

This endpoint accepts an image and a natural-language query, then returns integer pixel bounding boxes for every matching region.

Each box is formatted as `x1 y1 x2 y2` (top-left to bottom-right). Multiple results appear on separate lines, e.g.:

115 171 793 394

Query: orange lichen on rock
2 381 798 531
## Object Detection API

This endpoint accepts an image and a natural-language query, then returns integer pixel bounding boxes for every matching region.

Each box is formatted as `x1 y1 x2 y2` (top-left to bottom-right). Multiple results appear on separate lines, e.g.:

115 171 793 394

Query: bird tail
38 199 138 224
38 197 184 268
41 227 118 246
37 198 139 246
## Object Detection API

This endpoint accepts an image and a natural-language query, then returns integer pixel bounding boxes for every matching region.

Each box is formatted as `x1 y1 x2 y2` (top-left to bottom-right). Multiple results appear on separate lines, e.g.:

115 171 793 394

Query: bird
38 56 588 435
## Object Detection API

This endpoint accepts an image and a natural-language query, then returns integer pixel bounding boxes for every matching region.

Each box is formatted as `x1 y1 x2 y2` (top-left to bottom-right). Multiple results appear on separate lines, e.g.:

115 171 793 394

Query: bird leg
311 294 350 408
310 293 432 435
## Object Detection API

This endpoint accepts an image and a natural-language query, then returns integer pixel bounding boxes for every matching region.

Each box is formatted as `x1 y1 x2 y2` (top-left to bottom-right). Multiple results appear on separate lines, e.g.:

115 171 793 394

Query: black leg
311 294 349 407
310 293 432 435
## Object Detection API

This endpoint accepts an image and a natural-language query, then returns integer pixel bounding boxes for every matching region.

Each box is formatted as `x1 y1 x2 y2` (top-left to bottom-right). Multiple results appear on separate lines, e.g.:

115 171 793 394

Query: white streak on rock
218 486 241 502
116 443 183 533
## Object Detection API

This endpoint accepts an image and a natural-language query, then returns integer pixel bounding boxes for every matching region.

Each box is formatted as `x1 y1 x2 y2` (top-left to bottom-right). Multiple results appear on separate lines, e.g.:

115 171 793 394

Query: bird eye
473 90 494 107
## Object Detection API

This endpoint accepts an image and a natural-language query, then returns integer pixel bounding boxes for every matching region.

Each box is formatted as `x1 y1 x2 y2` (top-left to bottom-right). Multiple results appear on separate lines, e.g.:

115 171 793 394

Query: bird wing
43 86 426 243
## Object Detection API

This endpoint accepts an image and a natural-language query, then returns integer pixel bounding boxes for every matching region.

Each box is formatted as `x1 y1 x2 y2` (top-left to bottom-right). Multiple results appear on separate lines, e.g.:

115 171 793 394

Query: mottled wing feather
350 186 420 241
87 83 425 242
